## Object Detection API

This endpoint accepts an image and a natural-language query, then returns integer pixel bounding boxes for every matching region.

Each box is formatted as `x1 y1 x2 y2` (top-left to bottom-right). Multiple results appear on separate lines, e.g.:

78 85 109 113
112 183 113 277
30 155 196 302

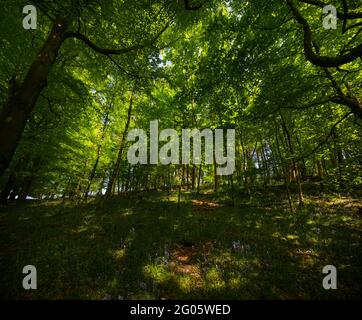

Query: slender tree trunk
197 163 202 194
280 113 304 206
317 158 325 192
18 156 42 201
275 126 293 213
323 158 329 176
191 165 195 190
229 174 235 207
332 130 344 187
249 143 257 187
125 164 131 193
75 160 88 199
177 185 181 206
98 176 105 196
259 138 269 186
181 165 185 189
213 153 218 192
105 89 134 198
256 149 262 185
85 100 113 199
296 135 307 181
239 131 249 195
62 177 71 202
117 173 121 195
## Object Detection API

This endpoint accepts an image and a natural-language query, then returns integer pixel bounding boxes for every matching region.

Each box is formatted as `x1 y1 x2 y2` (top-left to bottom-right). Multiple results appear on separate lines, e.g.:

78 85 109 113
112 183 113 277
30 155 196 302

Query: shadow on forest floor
0 189 361 299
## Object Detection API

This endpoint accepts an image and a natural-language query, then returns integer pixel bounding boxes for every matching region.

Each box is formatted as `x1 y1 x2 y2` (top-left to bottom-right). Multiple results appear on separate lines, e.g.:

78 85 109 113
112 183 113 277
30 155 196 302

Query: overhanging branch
64 22 169 55
286 0 362 67
298 0 362 19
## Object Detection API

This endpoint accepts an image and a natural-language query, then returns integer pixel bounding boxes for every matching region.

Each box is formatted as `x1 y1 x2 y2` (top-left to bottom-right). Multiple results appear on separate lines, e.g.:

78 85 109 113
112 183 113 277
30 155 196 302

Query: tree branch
286 0 362 67
300 112 353 160
64 22 169 55
323 68 362 118
107 55 155 80
298 0 362 19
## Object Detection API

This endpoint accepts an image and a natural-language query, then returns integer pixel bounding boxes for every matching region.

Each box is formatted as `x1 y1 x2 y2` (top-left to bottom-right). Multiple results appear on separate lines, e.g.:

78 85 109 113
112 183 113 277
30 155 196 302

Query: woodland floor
0 187 361 299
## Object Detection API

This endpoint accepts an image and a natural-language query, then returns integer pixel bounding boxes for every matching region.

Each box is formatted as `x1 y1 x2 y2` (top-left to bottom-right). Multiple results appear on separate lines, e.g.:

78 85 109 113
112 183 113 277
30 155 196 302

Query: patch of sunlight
167 195 178 202
286 234 299 240
177 275 194 292
72 225 89 233
272 231 282 238
296 248 318 256
307 219 315 225
329 197 356 205
306 235 318 244
291 248 319 268
255 221 262 229
123 210 134 216
341 216 352 222
205 267 225 290
272 216 284 221
158 216 166 220
228 277 242 289
214 251 234 265
108 248 126 261
71 225 101 234
143 264 171 283
273 233 300 242
19 215 31 220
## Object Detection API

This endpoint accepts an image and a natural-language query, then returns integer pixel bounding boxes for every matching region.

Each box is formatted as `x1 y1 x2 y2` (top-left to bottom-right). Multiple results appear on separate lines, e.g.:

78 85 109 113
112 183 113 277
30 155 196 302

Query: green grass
0 190 361 299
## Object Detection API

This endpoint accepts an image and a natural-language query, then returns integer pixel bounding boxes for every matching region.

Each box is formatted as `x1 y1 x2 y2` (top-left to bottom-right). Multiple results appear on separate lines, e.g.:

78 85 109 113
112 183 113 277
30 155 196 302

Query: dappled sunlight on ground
0 190 361 299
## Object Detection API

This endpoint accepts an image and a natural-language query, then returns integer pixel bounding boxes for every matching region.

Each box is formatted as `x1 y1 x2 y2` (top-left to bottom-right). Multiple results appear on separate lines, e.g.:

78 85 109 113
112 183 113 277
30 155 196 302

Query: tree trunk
105 89 134 198
191 165 195 190
275 129 293 213
0 19 67 178
213 153 218 193
280 113 304 206
317 159 325 192
85 100 113 199
18 156 42 201
197 163 202 194
0 153 29 203
74 159 88 199
229 174 235 207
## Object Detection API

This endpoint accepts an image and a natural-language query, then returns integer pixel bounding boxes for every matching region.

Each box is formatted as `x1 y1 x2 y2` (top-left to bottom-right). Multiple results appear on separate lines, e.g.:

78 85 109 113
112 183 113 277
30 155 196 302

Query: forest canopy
0 0 361 200
0 0 361 301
